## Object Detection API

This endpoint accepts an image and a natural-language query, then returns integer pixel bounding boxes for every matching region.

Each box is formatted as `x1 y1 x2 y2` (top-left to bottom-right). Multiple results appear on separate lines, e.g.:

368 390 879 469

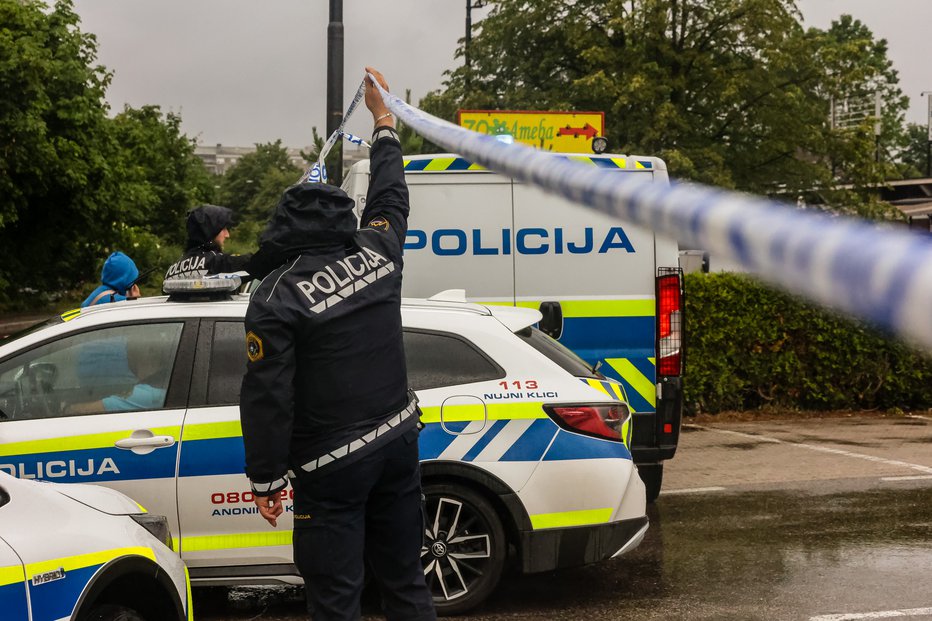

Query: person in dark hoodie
239 67 435 621
81 251 141 307
164 204 252 280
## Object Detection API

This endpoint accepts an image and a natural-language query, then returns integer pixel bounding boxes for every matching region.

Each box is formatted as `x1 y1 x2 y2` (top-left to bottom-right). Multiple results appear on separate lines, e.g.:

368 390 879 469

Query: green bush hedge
683 272 932 414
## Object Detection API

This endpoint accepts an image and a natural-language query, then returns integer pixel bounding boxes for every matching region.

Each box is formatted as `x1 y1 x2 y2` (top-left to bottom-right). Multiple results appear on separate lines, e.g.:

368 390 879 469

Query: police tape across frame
367 73 932 353
303 79 369 184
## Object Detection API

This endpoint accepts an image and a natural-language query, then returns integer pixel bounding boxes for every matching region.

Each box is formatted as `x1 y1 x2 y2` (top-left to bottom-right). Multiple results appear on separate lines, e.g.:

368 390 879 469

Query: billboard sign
456 110 605 153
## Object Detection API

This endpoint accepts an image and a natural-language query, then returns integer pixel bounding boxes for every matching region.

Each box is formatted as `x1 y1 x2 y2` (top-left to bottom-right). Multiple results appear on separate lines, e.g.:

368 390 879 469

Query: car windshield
516 326 603 379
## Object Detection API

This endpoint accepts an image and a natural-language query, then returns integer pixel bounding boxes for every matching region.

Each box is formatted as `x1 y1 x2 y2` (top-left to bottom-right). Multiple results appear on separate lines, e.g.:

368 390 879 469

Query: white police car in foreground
0 472 190 621
0 280 647 614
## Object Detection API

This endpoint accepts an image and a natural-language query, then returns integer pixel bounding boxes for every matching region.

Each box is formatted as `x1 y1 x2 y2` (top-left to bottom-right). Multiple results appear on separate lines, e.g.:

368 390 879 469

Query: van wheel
81 604 145 621
638 463 663 503
421 484 506 616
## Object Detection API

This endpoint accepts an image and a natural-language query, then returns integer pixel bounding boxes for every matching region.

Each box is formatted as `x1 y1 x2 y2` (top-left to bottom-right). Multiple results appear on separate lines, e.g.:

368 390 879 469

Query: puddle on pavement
194 487 932 620
466 487 932 619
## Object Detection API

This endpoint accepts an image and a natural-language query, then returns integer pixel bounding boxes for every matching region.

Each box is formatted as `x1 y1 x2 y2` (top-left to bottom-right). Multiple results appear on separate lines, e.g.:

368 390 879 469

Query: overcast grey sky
72 0 932 148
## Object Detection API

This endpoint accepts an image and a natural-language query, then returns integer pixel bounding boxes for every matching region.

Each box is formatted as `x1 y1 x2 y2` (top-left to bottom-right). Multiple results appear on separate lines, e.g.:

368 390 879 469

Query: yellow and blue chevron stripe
507 299 658 414
403 155 653 172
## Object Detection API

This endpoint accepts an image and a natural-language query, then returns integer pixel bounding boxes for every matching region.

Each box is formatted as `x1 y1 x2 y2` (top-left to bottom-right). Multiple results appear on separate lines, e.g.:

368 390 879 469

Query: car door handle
114 431 176 455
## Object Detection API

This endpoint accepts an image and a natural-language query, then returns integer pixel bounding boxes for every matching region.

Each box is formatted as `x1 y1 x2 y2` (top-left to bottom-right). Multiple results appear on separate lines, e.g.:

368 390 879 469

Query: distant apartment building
195 143 371 177
194 144 314 176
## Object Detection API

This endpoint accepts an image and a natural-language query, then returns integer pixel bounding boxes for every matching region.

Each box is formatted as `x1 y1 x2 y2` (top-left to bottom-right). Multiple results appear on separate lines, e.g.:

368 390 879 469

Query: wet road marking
880 474 932 482
810 607 932 620
687 425 932 475
660 486 726 495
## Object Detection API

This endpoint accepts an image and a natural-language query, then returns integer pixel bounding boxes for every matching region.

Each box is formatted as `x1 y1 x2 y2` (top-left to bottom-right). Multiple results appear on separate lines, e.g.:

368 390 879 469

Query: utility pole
923 91 932 178
327 0 344 185
464 0 484 90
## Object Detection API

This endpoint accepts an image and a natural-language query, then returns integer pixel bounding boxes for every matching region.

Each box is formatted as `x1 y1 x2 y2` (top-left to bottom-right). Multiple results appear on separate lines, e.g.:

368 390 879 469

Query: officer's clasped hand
254 493 284 527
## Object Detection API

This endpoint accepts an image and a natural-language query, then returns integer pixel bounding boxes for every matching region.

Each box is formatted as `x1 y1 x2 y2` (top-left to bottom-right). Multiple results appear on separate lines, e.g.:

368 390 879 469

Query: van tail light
656 268 684 377
545 403 630 443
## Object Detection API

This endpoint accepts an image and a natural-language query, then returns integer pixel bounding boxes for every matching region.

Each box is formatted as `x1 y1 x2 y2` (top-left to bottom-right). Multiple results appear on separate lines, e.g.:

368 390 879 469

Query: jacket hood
186 204 234 250
100 251 139 293
246 183 357 279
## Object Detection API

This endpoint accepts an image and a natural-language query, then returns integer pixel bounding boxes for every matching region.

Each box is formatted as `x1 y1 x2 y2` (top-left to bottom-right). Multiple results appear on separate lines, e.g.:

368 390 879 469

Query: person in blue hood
81 252 141 307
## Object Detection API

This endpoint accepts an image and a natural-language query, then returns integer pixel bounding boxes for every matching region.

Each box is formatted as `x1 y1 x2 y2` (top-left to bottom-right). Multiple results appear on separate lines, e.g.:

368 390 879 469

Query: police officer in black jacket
164 204 252 280
239 67 435 621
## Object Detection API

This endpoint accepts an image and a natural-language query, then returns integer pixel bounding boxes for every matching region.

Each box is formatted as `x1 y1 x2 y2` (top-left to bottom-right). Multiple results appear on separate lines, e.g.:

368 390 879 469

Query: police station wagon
0 472 190 621
0 283 648 614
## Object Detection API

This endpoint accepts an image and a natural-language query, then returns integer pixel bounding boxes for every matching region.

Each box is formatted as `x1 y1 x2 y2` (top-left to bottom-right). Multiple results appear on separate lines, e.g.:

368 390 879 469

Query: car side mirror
539 301 563 340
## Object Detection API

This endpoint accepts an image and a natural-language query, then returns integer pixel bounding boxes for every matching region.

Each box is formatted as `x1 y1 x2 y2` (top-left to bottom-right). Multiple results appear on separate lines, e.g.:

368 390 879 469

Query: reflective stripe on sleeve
250 477 288 495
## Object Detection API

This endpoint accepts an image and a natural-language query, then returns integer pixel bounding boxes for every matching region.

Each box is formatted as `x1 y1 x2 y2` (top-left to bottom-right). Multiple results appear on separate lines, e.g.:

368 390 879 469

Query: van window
404 330 505 391
207 321 247 406
517 327 602 379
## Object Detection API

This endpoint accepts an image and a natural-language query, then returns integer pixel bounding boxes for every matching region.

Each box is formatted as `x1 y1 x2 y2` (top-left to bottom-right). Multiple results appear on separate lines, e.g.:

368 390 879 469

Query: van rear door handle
114 430 176 455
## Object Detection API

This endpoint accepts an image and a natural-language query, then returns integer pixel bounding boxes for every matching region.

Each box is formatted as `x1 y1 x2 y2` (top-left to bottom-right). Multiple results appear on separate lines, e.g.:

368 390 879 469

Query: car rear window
404 330 505 391
516 327 602 379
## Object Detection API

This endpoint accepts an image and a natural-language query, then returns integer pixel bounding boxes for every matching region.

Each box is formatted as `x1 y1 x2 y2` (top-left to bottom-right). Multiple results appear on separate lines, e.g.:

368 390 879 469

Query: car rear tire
421 483 506 616
82 604 145 621
638 463 663 503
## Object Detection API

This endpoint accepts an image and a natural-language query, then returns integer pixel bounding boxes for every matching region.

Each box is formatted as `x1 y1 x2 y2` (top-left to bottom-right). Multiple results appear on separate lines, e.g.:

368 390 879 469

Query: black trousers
292 428 436 621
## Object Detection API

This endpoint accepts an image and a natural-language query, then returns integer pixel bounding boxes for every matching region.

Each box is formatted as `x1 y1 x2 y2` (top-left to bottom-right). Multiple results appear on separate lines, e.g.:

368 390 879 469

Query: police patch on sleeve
367 216 390 232
246 331 264 362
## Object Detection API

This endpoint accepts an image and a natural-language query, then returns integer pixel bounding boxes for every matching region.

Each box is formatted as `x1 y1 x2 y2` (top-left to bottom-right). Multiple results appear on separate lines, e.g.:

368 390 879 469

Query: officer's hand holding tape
365 66 393 130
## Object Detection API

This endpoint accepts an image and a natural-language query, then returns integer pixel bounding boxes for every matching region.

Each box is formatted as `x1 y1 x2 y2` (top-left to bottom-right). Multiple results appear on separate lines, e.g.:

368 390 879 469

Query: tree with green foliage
423 0 910 217
0 0 124 305
893 123 930 179
0 0 223 308
806 15 909 217
219 140 302 218
110 105 215 245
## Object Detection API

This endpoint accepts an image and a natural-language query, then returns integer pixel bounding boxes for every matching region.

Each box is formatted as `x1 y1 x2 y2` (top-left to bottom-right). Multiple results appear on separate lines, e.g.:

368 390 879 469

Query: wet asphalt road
194 415 932 620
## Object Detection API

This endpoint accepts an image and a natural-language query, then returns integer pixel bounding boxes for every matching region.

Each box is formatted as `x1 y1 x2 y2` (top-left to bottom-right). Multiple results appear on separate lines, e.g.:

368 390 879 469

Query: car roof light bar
162 275 242 300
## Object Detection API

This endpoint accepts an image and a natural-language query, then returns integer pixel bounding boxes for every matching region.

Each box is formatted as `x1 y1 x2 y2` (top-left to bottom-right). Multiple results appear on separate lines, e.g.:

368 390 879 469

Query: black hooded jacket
164 204 252 280
239 128 414 495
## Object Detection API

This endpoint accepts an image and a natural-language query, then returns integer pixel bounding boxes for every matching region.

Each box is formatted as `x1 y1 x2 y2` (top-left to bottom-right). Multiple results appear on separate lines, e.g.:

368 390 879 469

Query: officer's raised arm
360 67 409 248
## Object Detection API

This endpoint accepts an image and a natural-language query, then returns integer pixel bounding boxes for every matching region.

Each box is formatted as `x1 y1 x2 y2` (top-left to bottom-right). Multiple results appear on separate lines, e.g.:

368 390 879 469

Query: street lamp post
922 91 932 178
327 0 344 185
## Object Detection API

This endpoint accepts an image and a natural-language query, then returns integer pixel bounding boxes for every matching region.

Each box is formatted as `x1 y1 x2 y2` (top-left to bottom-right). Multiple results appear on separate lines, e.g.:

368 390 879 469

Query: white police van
343 153 685 501
0 283 647 614
0 472 190 621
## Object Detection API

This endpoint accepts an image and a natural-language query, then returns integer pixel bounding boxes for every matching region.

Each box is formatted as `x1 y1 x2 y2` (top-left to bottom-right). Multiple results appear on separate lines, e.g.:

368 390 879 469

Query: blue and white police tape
305 162 327 184
341 132 370 148
301 79 369 184
368 73 932 351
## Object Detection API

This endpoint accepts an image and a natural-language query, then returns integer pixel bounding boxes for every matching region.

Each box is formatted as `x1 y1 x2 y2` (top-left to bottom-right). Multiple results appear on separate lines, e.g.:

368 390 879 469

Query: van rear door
400 164 516 304
510 179 659 417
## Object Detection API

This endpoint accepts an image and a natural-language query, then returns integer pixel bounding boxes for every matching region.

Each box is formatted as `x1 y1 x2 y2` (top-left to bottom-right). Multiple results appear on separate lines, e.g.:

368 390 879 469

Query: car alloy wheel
421 484 506 615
